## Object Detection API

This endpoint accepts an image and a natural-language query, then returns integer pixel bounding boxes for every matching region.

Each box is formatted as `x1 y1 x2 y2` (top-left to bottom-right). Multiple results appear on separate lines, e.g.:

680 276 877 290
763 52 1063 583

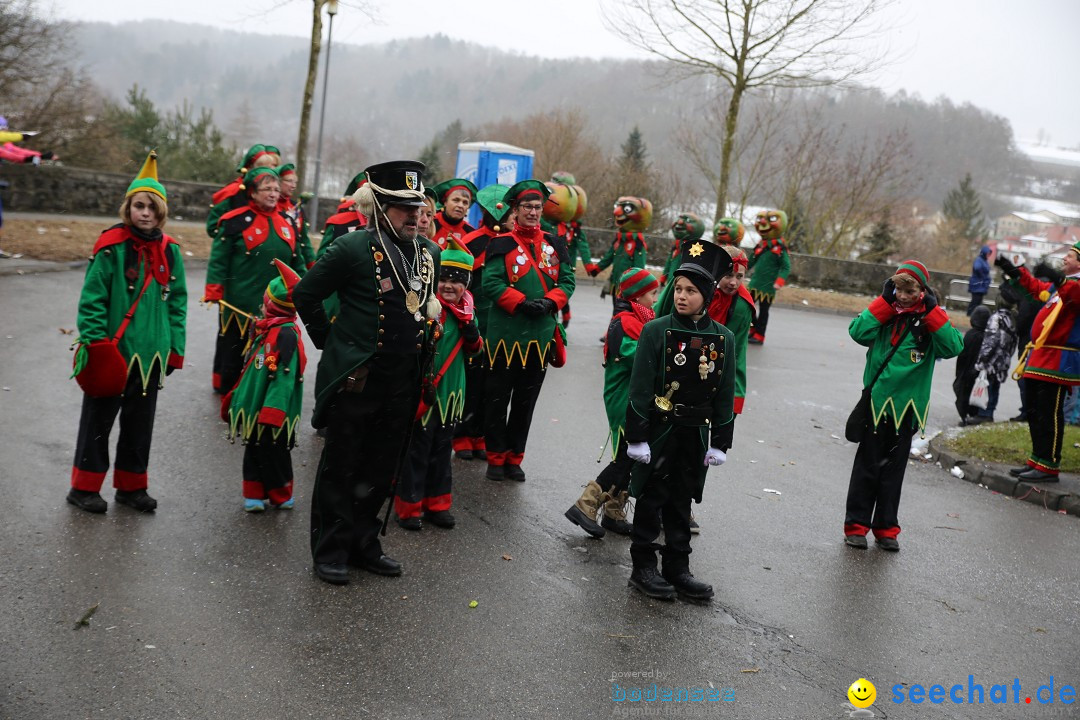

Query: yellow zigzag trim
218 306 252 336
228 408 301 443
127 352 169 392
422 388 466 426
871 397 928 431
749 287 775 303
485 337 550 368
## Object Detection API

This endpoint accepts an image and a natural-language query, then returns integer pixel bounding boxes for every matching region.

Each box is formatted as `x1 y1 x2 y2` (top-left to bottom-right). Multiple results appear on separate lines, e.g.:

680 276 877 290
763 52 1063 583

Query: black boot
115 489 157 512
67 489 107 514
628 567 676 600
663 569 714 600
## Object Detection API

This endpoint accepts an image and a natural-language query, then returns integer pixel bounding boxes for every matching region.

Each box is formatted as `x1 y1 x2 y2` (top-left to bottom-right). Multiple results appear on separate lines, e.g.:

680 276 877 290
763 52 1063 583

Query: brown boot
564 481 607 538
601 490 633 536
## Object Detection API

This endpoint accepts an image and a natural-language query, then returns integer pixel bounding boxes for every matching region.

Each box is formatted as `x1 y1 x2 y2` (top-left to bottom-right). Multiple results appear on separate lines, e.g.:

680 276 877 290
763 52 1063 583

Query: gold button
666 366 671 372
416 343 422 350
377 341 383 348
379 300 384 306
379 314 385 321
378 329 384 335
667 348 672 353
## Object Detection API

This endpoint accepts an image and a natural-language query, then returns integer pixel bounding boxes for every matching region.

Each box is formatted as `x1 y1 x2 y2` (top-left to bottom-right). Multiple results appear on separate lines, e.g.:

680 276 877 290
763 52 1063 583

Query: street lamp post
308 0 338 232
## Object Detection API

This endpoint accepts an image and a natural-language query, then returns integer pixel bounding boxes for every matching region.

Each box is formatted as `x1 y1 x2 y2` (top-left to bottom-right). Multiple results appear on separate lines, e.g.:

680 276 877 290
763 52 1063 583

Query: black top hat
363 160 427 207
673 239 732 289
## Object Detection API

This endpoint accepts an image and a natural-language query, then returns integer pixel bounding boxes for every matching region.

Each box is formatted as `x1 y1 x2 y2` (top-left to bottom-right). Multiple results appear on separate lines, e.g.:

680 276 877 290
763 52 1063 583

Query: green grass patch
944 421 1080 473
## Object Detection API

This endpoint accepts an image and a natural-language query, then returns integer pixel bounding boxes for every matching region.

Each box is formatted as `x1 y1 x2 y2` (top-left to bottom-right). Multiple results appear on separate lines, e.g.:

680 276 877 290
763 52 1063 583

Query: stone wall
579 225 972 303
0 163 341 228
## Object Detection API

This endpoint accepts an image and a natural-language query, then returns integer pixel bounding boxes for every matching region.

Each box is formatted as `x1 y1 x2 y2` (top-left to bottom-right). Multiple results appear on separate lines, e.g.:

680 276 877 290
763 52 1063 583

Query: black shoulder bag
845 319 913 443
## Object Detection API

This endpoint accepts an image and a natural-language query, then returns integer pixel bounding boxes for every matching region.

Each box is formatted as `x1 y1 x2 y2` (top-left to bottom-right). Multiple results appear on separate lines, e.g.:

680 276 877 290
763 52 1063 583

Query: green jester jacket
293 227 441 428
483 225 575 367
228 322 306 445
849 297 963 430
76 225 188 391
204 204 307 336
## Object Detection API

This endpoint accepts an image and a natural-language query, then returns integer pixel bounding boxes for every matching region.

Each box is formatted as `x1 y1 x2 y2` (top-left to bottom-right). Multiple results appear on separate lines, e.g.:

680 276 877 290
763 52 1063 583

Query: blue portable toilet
455 141 535 228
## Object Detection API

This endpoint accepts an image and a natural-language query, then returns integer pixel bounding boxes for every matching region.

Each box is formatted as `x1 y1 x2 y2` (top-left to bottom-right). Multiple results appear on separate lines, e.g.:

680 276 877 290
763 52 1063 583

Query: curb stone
928 434 1078 518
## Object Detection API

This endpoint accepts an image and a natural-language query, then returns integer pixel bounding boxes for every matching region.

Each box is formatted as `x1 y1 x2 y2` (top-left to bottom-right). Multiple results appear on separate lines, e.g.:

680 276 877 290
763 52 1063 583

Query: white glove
704 447 727 467
627 442 652 464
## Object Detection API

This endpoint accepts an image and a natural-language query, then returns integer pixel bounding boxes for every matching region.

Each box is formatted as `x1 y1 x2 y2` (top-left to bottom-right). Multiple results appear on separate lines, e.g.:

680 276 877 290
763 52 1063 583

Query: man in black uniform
294 160 441 586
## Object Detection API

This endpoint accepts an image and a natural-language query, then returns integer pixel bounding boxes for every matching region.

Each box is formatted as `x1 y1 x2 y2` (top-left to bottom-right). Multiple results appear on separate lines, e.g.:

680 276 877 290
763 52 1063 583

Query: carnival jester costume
844 261 962 547
483 180 575 481
430 178 478 253
205 144 280 239
395 250 484 529
747 209 791 343
68 151 187 514
453 184 511 460
996 249 1080 480
586 196 652 310
565 267 659 539
229 259 307 512
204 166 308 394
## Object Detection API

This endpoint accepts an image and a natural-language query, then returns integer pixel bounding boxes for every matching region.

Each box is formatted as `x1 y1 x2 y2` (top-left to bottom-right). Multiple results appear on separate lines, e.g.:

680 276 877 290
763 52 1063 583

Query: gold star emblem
689 242 705 257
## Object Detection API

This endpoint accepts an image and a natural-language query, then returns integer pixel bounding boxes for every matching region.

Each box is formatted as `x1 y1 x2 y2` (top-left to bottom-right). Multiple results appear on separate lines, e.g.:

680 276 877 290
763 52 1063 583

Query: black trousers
751 295 772 336
844 412 917 535
453 352 487 448
396 417 454 518
595 439 633 494
72 364 160 492
630 426 698 572
242 431 293 503
966 293 985 316
309 354 420 566
1026 379 1067 472
213 316 246 394
484 353 546 464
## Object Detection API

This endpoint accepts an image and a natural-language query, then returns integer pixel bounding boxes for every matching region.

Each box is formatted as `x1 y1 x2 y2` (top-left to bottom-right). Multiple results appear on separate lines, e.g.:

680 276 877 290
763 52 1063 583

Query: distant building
995 210 1058 239
996 225 1080 265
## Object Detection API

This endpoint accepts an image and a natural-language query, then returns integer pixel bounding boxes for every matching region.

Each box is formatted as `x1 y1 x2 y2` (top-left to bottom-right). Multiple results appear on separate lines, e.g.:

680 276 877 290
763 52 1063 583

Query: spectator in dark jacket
954 305 991 423
972 290 1019 422
967 245 992 315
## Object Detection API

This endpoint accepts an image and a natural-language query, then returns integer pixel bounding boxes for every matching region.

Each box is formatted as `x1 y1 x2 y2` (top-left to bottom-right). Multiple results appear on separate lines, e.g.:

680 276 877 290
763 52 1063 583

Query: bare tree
603 0 892 223
291 0 375 189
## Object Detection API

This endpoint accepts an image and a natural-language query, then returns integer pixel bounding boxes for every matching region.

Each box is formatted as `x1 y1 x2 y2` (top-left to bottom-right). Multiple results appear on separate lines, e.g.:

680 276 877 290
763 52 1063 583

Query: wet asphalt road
1 267 1078 720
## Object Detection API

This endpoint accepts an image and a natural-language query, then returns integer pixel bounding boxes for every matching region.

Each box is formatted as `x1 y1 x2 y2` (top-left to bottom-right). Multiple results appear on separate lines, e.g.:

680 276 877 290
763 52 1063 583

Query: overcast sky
45 0 1080 148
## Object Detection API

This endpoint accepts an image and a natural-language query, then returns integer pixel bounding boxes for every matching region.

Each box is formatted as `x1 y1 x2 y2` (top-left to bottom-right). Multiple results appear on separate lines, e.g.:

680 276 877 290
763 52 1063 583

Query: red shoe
748 330 764 345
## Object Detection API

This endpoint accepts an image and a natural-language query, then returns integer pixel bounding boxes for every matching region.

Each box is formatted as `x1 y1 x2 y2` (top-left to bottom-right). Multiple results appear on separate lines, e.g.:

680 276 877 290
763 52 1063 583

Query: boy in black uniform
625 240 735 601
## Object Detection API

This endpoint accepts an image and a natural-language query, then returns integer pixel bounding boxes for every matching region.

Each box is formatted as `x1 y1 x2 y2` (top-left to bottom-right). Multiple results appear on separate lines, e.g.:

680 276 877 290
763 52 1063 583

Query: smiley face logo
847 678 876 709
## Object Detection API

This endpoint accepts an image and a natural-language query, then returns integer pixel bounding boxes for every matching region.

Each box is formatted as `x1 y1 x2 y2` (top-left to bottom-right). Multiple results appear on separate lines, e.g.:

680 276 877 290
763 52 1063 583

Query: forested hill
70 20 1026 208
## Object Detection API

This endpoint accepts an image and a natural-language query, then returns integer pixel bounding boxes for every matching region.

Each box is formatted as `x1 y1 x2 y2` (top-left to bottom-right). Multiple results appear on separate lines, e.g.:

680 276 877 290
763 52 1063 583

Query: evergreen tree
105 85 235 182
943 172 987 241
619 126 649 173
417 140 443 184
860 210 897 262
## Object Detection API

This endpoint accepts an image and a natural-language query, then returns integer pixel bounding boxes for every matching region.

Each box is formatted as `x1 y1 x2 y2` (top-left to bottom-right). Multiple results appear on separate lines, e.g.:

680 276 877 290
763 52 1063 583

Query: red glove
585 263 600 277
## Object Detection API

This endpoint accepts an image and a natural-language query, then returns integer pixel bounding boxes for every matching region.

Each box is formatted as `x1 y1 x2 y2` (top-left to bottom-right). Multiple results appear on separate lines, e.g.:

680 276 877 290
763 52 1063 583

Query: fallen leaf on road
468 600 479 608
935 599 958 613
741 668 761 673
502 554 512 561
1034 627 1046 633
763 488 781 495
73 601 100 630
58 328 74 335
947 513 959 518
933 526 966 532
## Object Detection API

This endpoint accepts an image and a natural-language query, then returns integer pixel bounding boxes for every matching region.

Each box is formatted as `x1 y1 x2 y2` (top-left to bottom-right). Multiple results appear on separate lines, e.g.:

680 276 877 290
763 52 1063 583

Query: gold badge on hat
689 242 704 257
405 171 418 190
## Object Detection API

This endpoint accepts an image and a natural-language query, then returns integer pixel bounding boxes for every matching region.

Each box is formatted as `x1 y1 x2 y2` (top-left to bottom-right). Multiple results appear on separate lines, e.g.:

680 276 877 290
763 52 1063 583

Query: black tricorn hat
673 239 733 299
363 160 427 207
